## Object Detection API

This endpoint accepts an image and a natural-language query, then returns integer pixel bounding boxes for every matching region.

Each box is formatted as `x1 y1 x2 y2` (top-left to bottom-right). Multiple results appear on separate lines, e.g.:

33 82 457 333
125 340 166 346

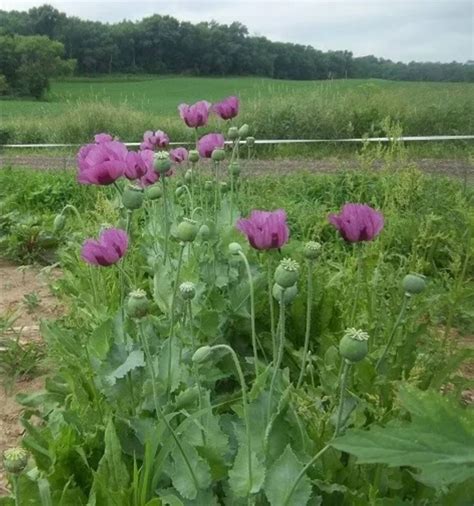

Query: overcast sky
1 0 473 63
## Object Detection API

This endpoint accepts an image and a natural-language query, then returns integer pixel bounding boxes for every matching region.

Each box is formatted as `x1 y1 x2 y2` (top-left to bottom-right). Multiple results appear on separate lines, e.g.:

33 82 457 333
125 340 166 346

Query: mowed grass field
1 76 473 155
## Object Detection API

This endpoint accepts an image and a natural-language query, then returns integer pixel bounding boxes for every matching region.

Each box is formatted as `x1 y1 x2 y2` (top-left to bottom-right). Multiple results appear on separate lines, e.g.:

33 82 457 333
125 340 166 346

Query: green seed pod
179 281 196 300
184 168 193 183
122 185 144 210
198 224 210 241
127 289 149 318
274 258 300 288
192 345 213 364
146 184 162 200
153 151 171 174
176 218 198 242
3 447 28 474
175 386 199 409
238 124 250 137
175 186 186 198
228 126 239 140
246 136 255 147
402 274 426 295
211 149 226 162
204 180 214 191
229 162 241 177
53 214 66 233
229 242 243 255
189 150 200 163
220 181 230 194
339 328 369 363
272 283 298 304
304 241 321 260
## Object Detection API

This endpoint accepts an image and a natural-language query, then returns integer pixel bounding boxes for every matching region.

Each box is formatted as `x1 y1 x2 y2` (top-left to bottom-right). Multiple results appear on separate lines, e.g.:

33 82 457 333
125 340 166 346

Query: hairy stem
334 360 351 437
297 259 314 388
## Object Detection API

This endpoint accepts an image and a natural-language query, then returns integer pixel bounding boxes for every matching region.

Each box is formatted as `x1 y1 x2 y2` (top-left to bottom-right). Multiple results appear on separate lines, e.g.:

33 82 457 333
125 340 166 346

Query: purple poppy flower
137 150 174 187
236 209 289 250
94 133 114 144
178 100 212 128
213 96 239 120
197 133 225 158
170 147 188 164
328 203 384 242
125 151 149 180
77 140 128 185
140 130 169 151
81 228 128 266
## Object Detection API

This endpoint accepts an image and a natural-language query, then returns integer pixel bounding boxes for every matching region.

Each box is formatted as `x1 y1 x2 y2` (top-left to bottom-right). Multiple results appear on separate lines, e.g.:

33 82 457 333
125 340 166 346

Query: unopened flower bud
192 345 212 364
238 124 249 137
146 184 162 200
175 186 186 198
122 185 144 210
229 162 241 177
53 214 66 233
229 242 242 255
228 126 239 140
176 218 198 242
175 386 199 409
272 283 298 304
198 224 210 241
179 281 196 300
3 447 28 474
153 151 171 174
184 169 193 183
402 274 426 295
339 328 369 363
304 241 321 260
211 149 226 162
127 289 149 318
189 150 200 163
246 136 255 147
274 258 299 288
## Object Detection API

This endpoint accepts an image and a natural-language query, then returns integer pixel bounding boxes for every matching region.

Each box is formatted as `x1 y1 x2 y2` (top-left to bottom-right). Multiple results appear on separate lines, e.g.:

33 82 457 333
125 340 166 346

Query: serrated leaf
228 444 265 497
331 385 474 488
264 445 312 506
157 338 183 392
106 349 145 386
169 441 211 500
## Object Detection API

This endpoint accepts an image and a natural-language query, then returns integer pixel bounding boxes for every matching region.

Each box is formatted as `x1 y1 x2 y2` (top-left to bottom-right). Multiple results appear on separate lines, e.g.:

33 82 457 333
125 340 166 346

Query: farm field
1 77 473 156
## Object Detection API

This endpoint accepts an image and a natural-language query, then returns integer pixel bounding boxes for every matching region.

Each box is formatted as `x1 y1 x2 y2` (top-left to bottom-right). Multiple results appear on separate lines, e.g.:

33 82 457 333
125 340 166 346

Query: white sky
1 0 473 62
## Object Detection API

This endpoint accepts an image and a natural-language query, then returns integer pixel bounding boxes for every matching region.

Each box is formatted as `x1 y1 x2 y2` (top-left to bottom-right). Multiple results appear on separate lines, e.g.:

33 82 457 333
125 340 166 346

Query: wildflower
328 203 384 242
125 150 149 180
77 140 128 185
213 96 239 120
94 133 114 143
178 100 211 128
170 147 189 163
140 130 169 150
236 209 289 250
198 133 225 158
81 228 128 266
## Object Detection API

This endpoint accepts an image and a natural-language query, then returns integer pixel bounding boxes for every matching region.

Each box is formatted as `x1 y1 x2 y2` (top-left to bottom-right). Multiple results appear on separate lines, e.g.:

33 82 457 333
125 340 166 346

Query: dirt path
0 260 62 495
0 154 473 179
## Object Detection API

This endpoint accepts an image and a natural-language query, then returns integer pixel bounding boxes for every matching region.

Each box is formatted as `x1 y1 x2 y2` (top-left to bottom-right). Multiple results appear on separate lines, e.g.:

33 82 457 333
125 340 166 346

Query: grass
1 77 473 156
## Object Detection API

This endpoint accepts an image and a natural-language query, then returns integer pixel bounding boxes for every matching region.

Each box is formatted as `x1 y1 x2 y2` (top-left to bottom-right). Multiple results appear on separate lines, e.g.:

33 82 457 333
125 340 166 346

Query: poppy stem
349 244 364 326
161 175 169 264
297 258 314 389
266 258 277 361
334 360 351 437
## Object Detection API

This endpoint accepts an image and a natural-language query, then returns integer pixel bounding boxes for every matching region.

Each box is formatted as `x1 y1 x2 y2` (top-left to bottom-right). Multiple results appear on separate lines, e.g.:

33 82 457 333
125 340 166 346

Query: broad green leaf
89 318 113 359
264 445 312 506
228 444 265 497
106 349 145 386
331 385 474 488
169 441 211 500
157 338 183 393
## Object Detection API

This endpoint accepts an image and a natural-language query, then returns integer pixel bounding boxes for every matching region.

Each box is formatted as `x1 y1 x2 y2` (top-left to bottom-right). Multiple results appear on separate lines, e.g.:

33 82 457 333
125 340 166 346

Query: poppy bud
127 289 149 318
229 162 241 177
272 283 298 304
274 258 299 288
246 136 255 147
3 447 28 474
198 224 210 241
185 169 193 183
122 185 144 210
179 281 196 300
192 345 212 364
228 127 239 140
175 186 186 198
153 151 171 174
238 124 249 137
339 328 369 363
229 242 243 255
189 150 200 163
175 386 199 409
176 218 198 242
211 149 226 162
402 274 426 295
304 241 321 260
53 214 66 233
146 184 162 200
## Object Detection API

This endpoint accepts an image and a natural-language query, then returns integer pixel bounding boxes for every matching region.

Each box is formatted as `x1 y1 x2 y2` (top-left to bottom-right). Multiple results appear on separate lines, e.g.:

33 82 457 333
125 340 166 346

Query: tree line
0 4 472 96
